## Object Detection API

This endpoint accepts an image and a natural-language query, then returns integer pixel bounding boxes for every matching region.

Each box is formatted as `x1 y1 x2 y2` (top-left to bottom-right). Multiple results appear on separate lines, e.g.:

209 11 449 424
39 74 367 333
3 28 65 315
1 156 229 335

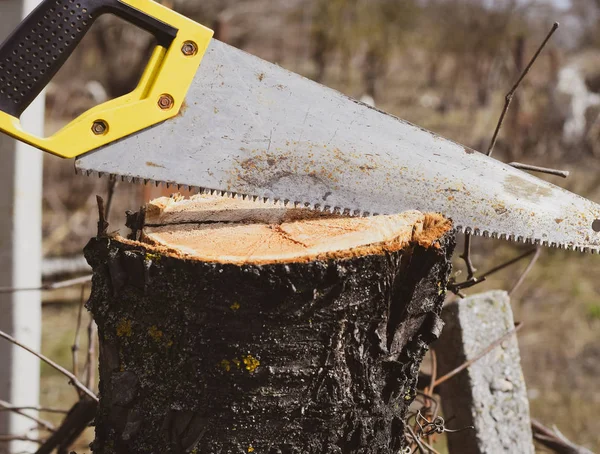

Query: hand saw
1 0 599 253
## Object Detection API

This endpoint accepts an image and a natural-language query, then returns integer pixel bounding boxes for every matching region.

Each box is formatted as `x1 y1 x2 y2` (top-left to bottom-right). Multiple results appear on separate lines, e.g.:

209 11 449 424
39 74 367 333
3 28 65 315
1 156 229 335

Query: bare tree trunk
85 196 455 453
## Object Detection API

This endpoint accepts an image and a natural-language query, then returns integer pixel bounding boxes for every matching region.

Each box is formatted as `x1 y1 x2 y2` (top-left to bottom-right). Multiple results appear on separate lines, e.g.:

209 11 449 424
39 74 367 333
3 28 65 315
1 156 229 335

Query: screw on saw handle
0 0 177 118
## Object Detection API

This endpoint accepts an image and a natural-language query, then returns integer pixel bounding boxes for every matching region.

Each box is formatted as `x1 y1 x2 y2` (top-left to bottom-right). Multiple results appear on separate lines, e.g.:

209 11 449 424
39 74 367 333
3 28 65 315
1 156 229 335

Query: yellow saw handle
0 0 213 158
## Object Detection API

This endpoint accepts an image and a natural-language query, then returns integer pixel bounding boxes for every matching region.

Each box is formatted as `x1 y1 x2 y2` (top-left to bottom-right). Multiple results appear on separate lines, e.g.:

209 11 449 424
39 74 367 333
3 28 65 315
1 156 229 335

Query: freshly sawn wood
85 195 455 454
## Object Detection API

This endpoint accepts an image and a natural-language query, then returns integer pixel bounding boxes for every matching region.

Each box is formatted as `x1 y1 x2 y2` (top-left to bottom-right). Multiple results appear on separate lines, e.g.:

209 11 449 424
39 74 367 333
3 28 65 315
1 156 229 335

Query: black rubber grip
0 0 178 117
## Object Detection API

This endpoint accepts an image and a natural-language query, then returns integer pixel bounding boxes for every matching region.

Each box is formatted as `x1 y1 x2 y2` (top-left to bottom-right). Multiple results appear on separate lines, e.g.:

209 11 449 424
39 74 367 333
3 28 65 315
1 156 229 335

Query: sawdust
125 195 451 265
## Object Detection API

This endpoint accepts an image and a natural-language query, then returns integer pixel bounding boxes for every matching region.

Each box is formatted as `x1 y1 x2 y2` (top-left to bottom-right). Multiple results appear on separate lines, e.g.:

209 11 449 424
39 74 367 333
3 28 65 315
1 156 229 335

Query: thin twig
415 391 440 418
479 248 537 280
96 195 108 237
406 425 429 454
0 329 98 402
84 319 97 391
419 439 442 454
460 234 477 280
532 419 594 454
104 176 118 221
0 275 92 294
509 246 541 295
427 351 440 419
449 248 537 293
34 398 97 454
0 406 68 415
509 162 569 178
71 285 87 393
428 350 437 394
0 435 43 444
0 400 55 433
433 322 523 388
487 22 559 157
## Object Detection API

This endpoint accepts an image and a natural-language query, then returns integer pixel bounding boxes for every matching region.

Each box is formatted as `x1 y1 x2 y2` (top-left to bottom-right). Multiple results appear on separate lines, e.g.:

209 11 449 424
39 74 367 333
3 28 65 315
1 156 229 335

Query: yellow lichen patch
147 325 173 348
148 325 164 341
116 319 132 337
437 281 446 296
242 355 260 373
145 252 162 262
220 359 231 372
248 446 255 453
230 302 241 311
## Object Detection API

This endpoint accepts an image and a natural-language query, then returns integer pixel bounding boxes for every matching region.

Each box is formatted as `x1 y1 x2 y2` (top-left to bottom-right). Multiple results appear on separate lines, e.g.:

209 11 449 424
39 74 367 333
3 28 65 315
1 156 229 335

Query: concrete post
434 291 534 454
0 1 45 453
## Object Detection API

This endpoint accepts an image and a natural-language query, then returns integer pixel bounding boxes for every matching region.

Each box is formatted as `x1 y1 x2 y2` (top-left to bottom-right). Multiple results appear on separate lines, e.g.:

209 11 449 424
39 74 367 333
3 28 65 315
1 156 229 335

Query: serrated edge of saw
78 169 600 255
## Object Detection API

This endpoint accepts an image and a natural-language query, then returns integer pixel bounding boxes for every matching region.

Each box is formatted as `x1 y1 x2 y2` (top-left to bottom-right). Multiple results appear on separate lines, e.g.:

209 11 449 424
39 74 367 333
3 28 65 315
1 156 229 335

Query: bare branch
509 162 569 178
0 275 92 294
479 248 538 280
96 195 109 237
84 318 98 391
509 246 541 295
433 322 523 388
449 248 537 293
0 434 43 444
0 406 68 415
487 22 559 157
406 425 429 454
104 176 118 221
34 398 97 454
0 400 56 433
460 234 477 281
532 419 594 454
72 285 87 394
0 329 98 402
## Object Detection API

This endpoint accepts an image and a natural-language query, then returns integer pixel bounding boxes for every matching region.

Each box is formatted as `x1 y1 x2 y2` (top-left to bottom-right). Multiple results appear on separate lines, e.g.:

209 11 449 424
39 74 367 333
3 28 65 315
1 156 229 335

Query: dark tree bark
84 196 455 454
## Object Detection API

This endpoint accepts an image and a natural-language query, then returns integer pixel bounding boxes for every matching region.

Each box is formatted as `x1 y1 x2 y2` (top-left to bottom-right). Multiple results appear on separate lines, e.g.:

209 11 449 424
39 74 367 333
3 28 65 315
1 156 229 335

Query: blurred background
30 0 600 451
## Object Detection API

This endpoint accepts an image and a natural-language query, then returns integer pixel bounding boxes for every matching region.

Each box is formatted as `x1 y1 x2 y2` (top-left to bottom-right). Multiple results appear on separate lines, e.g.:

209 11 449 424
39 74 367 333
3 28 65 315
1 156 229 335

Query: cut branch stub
84 195 455 454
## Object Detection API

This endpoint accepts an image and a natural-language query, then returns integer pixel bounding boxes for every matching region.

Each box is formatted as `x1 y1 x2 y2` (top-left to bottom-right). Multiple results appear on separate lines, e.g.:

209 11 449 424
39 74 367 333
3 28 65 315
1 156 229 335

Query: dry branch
0 400 55 433
532 419 595 454
487 22 559 157
0 275 92 294
0 329 97 402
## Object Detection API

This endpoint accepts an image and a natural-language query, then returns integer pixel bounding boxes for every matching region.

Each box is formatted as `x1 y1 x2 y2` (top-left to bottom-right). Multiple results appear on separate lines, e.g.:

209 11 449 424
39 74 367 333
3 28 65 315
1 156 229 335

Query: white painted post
0 0 45 453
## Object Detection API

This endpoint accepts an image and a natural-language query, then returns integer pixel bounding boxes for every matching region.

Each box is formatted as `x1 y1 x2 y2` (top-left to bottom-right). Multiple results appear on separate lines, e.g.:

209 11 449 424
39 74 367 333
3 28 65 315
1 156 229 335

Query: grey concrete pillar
434 291 534 454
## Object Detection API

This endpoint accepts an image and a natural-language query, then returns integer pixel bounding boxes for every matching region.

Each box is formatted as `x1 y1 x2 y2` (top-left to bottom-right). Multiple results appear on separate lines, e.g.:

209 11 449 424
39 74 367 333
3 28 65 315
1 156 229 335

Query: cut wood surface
138 195 451 264
85 195 455 454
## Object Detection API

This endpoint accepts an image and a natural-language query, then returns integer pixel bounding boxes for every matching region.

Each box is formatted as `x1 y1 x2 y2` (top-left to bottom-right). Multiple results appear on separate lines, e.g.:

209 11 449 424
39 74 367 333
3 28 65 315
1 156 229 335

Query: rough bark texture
84 203 455 454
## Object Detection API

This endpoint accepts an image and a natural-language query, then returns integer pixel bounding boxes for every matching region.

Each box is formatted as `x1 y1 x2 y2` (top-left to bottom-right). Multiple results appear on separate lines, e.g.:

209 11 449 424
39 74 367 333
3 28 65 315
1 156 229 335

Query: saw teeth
76 170 600 254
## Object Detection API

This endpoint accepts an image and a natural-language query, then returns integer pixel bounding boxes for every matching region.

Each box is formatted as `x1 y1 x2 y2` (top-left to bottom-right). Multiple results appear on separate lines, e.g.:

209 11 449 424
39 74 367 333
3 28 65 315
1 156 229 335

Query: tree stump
84 195 455 454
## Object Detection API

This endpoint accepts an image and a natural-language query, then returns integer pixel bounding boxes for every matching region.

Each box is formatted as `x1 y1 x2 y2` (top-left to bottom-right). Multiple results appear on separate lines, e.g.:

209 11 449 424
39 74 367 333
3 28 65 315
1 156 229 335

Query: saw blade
76 39 600 253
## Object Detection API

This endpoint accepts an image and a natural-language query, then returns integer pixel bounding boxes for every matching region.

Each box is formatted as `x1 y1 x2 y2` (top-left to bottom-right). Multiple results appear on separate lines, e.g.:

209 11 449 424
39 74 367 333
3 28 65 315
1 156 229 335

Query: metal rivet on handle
593 219 600 233
181 41 198 56
158 94 174 110
92 120 108 135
